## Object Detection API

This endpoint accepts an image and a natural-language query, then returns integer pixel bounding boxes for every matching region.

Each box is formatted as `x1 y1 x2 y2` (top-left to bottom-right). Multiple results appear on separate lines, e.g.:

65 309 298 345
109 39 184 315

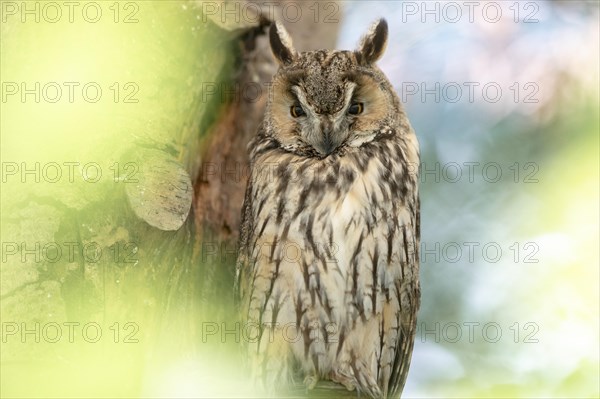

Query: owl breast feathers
235 19 420 398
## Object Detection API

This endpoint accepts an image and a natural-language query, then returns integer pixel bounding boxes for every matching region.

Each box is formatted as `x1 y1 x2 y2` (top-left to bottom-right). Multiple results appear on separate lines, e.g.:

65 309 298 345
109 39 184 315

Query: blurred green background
1 1 598 398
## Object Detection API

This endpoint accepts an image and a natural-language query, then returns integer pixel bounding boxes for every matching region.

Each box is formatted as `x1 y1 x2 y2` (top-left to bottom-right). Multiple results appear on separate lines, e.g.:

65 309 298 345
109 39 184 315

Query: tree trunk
0 1 341 397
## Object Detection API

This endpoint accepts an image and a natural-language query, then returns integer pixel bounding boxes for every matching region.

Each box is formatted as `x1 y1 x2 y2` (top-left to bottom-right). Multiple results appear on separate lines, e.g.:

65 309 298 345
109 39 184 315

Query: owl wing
234 166 255 308
234 128 273 309
387 283 420 397
387 195 421 397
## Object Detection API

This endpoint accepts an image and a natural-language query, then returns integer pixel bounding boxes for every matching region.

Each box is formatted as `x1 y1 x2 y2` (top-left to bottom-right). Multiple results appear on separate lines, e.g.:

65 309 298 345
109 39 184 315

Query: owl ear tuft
269 21 297 65
355 18 388 65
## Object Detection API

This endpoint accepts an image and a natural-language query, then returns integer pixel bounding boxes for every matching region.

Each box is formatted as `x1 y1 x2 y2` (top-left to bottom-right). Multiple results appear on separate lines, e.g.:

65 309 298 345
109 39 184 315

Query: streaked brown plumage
235 19 420 398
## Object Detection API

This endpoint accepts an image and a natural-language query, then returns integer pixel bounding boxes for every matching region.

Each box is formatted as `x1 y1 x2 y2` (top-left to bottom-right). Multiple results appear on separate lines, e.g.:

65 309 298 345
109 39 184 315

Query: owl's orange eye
348 102 364 115
290 105 305 118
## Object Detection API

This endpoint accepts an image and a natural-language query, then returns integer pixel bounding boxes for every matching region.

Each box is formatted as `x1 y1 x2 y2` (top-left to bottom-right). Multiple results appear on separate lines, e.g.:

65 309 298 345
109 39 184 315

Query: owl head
264 19 402 157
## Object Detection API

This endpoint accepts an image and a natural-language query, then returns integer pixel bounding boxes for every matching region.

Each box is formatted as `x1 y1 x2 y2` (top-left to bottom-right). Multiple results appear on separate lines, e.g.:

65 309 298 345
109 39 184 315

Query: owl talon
330 370 357 392
304 375 318 390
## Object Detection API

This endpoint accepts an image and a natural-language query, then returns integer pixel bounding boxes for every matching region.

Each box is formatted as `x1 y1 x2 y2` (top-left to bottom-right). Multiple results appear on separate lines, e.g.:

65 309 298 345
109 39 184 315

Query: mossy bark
0 1 341 396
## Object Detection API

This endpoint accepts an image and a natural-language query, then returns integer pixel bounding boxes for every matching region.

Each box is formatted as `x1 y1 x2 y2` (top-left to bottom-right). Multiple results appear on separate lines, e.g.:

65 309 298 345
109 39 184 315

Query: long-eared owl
235 18 420 398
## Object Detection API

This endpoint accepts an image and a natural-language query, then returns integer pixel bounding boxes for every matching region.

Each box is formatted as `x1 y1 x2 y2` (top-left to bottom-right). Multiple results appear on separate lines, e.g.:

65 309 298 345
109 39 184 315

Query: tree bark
0 1 341 396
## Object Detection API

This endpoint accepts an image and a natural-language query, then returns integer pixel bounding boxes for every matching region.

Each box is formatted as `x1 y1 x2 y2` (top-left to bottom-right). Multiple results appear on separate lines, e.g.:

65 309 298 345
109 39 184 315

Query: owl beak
319 137 336 155
316 120 342 156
